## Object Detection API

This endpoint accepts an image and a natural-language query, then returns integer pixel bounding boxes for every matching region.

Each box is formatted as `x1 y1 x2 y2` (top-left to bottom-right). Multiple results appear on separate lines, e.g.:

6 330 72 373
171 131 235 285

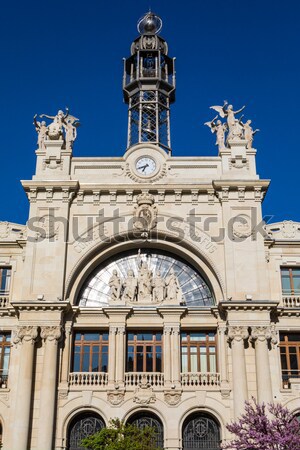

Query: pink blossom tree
222 398 300 450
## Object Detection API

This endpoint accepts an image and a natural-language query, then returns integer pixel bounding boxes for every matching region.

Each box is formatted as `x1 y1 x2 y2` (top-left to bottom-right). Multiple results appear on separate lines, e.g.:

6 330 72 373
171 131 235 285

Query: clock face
135 157 157 176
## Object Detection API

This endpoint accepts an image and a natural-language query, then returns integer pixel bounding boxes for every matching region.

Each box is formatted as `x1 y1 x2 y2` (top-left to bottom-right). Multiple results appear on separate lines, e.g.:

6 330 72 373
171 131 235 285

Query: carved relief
133 384 156 405
251 325 277 345
40 326 62 343
13 326 38 346
227 326 249 342
164 390 182 406
107 391 125 406
133 192 157 232
231 214 252 239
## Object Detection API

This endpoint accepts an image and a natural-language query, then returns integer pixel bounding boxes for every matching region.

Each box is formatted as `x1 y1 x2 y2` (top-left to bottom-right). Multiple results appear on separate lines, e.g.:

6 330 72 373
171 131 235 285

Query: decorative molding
125 162 167 183
40 325 62 343
227 326 249 342
13 326 38 346
133 384 156 405
164 390 182 405
251 325 277 345
107 390 125 406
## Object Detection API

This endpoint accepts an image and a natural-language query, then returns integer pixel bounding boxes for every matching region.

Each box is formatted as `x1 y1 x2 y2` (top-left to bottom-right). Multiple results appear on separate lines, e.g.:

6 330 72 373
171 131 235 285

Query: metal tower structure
123 12 176 154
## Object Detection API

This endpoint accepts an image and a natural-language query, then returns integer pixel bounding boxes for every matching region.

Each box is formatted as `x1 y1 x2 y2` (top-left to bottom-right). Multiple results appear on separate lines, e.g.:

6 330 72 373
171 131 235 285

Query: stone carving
40 326 62 343
152 271 166 302
251 325 277 345
34 108 80 149
264 221 300 241
282 221 297 239
0 222 27 241
133 383 156 405
33 115 47 150
204 117 227 150
133 192 157 234
166 269 182 303
13 326 38 345
164 390 182 406
227 326 249 342
231 214 252 239
109 261 183 305
122 270 138 302
107 391 125 406
109 270 121 301
206 102 259 149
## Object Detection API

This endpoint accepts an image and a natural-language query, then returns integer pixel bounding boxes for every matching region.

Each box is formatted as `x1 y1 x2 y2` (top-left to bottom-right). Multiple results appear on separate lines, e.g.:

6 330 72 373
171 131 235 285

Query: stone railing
0 295 9 308
181 372 221 388
69 372 108 387
125 372 164 387
282 295 300 308
0 371 8 388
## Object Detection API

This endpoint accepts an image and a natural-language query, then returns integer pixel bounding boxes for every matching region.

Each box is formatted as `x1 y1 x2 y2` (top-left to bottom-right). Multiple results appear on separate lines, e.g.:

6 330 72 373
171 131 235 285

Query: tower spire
123 12 176 154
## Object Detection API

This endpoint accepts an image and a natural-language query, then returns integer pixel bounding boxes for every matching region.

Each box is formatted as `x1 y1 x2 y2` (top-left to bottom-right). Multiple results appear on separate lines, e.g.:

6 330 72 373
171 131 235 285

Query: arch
182 412 221 450
67 411 105 450
66 237 225 306
127 410 164 449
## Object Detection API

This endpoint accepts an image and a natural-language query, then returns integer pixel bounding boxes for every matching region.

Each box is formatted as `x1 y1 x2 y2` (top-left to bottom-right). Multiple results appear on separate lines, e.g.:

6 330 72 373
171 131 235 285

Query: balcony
282 370 300 389
0 292 9 308
282 295 300 308
181 372 221 388
0 370 8 388
125 372 164 387
69 372 108 388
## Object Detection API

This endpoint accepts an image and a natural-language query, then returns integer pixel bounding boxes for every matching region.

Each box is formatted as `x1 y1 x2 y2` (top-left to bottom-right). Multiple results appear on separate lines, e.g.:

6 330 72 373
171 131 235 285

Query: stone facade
0 11 300 450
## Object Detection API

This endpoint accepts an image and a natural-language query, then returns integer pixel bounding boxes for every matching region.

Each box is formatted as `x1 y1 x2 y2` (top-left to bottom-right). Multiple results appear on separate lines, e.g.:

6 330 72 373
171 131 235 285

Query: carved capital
109 326 118 335
117 326 125 335
227 326 249 343
40 326 62 343
171 325 180 335
164 326 172 335
13 326 38 345
251 326 277 344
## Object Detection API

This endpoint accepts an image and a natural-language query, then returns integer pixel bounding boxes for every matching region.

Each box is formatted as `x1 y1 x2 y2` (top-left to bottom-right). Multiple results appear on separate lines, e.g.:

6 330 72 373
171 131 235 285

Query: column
37 326 62 450
171 325 180 385
115 326 125 386
163 326 172 386
227 326 249 418
108 326 117 386
60 323 72 385
12 325 38 450
251 326 274 404
218 324 229 386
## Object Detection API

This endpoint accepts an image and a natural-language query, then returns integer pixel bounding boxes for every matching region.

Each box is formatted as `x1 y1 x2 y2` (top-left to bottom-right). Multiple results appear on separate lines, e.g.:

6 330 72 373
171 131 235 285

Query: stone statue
33 115 47 150
152 271 165 302
108 269 121 301
166 269 182 303
138 261 152 301
227 118 244 141
204 116 227 150
63 115 80 150
122 270 137 302
40 108 69 140
242 120 259 148
210 101 245 133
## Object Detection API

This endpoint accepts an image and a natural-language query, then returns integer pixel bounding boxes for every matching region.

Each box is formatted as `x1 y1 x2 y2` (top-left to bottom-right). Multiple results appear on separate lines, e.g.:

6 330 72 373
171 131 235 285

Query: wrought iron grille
182 414 220 450
130 414 164 448
68 414 105 450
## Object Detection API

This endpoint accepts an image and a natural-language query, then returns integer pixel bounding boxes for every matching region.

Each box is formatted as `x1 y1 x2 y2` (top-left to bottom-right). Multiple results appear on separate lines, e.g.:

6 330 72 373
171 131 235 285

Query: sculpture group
33 108 80 151
204 102 259 150
109 261 182 304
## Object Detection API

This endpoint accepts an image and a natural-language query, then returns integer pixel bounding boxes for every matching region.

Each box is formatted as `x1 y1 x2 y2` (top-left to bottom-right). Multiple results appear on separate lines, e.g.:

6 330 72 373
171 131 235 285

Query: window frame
0 267 12 296
72 331 109 373
0 333 11 382
180 330 217 373
126 331 163 373
279 332 300 387
281 267 300 295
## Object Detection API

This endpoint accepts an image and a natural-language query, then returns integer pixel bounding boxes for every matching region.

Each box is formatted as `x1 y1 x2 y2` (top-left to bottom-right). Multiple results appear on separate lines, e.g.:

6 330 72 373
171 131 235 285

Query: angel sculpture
242 120 259 149
63 114 80 150
204 116 227 150
33 114 48 150
210 101 245 132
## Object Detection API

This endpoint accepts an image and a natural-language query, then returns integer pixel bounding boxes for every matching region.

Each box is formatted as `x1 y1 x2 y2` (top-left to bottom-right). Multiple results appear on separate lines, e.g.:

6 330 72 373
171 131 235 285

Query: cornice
11 301 71 312
21 180 79 190
219 300 278 312
213 180 270 190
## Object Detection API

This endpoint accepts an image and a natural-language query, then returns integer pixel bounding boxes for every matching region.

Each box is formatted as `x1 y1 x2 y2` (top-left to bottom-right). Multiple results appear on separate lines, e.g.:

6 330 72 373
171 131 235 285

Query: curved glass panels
68 413 105 450
78 250 214 307
182 413 220 450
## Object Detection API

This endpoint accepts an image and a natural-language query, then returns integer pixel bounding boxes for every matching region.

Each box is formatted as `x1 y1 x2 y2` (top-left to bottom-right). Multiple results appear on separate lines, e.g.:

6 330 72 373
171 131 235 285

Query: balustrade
69 372 108 387
180 372 220 387
125 372 164 387
282 295 300 307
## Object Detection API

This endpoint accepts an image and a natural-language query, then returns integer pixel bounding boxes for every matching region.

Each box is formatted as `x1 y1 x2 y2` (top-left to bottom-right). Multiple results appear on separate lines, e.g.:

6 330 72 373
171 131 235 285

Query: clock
135 156 157 176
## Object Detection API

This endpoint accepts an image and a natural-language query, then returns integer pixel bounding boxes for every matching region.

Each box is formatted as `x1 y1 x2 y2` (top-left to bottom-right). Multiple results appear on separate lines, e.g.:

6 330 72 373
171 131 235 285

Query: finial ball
137 12 162 35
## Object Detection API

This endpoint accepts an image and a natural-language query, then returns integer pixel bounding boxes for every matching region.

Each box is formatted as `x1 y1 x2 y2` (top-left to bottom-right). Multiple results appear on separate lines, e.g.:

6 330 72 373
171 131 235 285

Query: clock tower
123 11 176 154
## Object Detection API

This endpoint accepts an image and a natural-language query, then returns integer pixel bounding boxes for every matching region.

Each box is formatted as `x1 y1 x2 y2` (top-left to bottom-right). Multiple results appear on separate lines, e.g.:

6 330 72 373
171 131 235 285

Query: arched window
67 412 105 450
128 412 164 448
182 413 220 450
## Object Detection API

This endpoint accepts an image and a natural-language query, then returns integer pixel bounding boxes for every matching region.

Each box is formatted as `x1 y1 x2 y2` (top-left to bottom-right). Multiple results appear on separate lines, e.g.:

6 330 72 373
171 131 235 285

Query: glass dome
78 250 214 307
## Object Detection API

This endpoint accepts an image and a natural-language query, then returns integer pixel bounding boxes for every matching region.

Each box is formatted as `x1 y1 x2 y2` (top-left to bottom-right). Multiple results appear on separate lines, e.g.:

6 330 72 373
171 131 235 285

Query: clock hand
142 163 149 172
137 164 149 172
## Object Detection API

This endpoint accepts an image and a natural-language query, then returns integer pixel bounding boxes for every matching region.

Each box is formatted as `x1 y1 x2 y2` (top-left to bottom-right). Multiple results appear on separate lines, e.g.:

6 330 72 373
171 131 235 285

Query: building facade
0 11 300 450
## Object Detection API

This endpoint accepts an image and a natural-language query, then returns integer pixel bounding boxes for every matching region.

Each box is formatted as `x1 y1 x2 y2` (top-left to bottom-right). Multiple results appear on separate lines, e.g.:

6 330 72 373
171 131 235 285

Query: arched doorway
67 412 105 450
182 413 220 450
127 411 164 448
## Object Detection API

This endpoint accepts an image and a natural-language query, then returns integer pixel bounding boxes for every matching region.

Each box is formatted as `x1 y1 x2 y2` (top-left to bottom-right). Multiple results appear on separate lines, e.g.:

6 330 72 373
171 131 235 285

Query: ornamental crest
133 192 157 233
133 384 156 405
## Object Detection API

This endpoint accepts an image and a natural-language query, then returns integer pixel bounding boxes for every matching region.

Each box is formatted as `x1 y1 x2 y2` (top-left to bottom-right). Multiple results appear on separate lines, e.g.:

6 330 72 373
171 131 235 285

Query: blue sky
1 0 299 225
